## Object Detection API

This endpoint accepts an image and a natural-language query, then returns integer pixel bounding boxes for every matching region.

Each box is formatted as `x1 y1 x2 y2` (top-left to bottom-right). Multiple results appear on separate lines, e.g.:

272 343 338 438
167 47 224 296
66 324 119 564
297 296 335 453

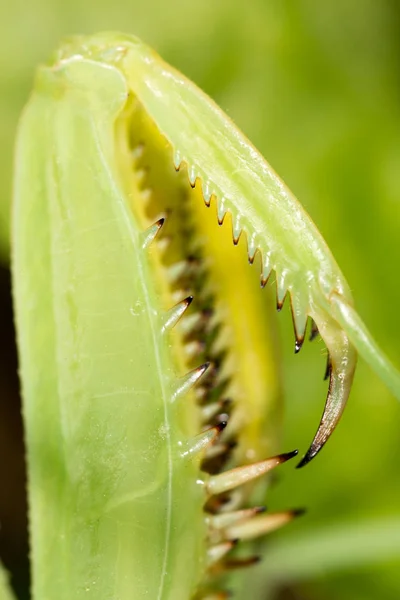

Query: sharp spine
225 509 303 541
156 236 170 254
261 254 272 287
188 164 197 187
162 296 193 332
206 489 243 514
232 216 242 245
222 556 261 570
135 168 147 183
173 149 182 170
181 425 225 459
201 401 226 422
290 296 308 352
217 199 227 225
203 442 229 461
141 188 152 204
166 260 189 283
207 541 237 566
247 234 257 263
178 312 203 334
276 270 288 310
141 218 165 249
295 337 304 353
185 340 206 360
202 181 212 206
172 362 211 401
206 450 298 495
207 506 266 530
131 143 144 162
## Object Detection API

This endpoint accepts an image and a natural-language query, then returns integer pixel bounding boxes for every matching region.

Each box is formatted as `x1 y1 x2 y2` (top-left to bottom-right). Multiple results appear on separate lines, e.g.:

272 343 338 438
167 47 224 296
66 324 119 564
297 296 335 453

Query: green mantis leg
331 292 400 401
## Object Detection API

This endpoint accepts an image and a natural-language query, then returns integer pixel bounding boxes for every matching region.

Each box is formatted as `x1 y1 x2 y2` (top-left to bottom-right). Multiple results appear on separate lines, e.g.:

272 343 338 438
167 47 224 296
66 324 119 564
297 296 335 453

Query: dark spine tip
225 556 261 569
216 419 228 433
156 217 165 228
296 444 320 469
291 508 307 518
278 449 299 463
294 337 304 353
199 362 211 376
184 295 194 307
255 505 267 514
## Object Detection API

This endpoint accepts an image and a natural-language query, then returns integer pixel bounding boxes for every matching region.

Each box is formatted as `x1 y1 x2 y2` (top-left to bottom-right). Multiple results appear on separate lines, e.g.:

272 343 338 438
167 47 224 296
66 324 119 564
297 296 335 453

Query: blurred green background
1 1 400 599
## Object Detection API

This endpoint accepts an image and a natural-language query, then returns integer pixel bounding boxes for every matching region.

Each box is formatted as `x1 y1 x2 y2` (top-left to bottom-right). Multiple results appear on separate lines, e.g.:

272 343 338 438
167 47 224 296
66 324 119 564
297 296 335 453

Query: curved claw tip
296 444 322 468
296 321 357 469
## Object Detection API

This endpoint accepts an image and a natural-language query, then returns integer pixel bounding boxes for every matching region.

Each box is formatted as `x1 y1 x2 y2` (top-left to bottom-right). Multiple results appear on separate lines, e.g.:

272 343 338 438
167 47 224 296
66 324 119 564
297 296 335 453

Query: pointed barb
162 296 193 332
276 270 289 311
141 218 165 249
207 541 236 567
225 509 303 541
141 188 152 203
208 506 266 530
173 149 182 171
201 401 225 423
223 556 261 570
156 236 170 254
295 337 304 353
232 216 242 245
172 362 211 402
131 142 144 162
178 311 202 335
261 254 272 288
166 260 189 283
276 295 287 312
188 164 197 187
217 200 227 225
207 450 298 495
185 340 206 361
247 235 257 264
290 295 308 353
181 426 221 459
202 181 212 207
260 271 272 288
203 442 229 462
135 168 147 183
